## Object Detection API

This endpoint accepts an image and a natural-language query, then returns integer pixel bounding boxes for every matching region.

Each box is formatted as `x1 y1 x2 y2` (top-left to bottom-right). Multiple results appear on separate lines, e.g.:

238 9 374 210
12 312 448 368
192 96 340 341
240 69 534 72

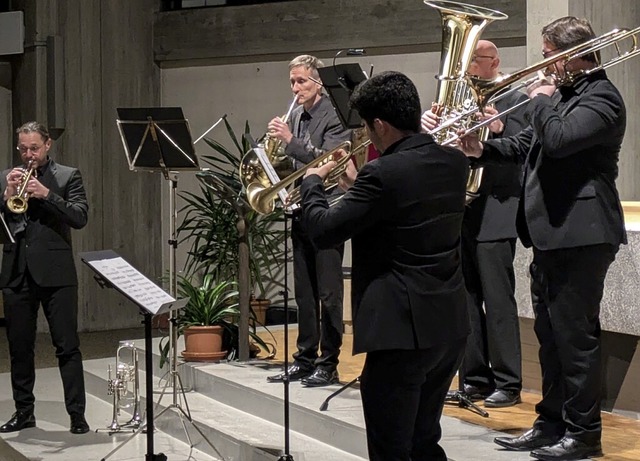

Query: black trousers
460 236 522 393
360 340 466 461
530 244 617 443
291 218 344 371
3 272 86 416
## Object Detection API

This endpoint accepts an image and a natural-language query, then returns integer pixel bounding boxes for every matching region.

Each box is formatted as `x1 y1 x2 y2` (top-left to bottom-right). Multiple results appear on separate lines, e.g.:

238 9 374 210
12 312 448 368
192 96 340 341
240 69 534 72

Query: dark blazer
285 94 351 168
482 70 626 250
0 159 88 288
468 90 529 242
301 134 470 354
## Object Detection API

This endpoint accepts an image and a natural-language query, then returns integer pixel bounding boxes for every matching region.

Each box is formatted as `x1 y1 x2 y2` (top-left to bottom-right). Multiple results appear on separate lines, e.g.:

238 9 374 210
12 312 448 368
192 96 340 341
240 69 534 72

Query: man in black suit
0 122 90 434
458 17 626 461
300 71 470 461
422 40 529 408
266 55 351 387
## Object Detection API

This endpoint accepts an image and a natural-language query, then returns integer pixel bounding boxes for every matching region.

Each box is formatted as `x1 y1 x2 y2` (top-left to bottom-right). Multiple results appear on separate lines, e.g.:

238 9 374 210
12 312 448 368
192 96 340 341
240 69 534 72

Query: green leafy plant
159 275 274 367
178 118 286 299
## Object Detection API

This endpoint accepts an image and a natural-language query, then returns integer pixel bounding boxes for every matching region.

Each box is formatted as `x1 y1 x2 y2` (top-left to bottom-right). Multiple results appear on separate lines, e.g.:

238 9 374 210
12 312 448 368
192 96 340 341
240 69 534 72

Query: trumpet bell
6 196 28 214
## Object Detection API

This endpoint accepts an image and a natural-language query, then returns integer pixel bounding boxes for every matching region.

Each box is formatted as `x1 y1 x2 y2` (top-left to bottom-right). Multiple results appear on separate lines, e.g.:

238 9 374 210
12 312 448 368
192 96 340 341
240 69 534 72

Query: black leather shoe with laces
0 411 36 433
267 363 313 382
301 368 339 387
494 428 562 451
530 436 603 460
70 414 90 434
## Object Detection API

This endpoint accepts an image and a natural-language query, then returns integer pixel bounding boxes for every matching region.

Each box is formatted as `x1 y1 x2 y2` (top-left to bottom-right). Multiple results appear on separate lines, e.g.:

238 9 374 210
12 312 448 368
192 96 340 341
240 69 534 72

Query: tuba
424 0 508 204
6 160 37 214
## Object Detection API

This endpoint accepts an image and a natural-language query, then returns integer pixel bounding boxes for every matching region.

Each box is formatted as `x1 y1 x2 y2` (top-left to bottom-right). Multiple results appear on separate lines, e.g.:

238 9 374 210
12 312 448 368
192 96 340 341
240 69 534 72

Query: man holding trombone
457 17 627 461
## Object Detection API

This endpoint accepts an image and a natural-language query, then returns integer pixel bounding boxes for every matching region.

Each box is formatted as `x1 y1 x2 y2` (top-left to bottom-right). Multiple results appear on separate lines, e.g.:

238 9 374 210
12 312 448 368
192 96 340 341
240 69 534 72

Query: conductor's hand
267 117 293 144
421 106 440 133
477 106 504 135
456 130 484 158
305 160 336 181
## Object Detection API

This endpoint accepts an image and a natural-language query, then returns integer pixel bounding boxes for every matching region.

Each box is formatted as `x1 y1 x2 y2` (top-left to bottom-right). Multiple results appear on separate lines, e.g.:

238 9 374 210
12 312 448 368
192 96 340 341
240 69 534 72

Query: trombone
432 25 640 145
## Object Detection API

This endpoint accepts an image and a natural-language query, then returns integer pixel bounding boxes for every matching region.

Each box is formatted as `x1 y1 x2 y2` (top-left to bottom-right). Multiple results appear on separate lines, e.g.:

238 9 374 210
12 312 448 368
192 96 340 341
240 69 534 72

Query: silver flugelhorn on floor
96 341 142 434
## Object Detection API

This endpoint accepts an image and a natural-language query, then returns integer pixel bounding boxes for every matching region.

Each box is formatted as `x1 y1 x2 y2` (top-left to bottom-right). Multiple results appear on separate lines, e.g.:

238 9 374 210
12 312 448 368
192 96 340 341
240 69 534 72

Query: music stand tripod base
445 390 489 418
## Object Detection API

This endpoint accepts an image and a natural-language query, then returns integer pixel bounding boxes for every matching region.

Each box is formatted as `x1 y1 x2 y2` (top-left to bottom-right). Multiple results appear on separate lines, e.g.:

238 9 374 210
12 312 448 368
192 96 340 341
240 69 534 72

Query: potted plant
170 118 283 362
178 275 240 362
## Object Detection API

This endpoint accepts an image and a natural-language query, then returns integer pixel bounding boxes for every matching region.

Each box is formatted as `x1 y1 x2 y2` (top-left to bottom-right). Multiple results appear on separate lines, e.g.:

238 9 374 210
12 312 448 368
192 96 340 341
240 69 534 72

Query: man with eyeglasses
422 39 529 409
0 122 90 435
457 17 626 461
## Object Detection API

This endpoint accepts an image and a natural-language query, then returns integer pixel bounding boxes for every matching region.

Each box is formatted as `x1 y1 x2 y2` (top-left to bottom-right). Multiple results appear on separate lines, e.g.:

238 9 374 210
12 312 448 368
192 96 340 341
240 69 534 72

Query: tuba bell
424 0 508 204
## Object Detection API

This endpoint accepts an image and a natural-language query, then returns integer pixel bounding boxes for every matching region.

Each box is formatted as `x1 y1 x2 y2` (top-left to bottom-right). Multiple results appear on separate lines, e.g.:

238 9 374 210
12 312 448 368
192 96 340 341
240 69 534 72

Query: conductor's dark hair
349 71 421 133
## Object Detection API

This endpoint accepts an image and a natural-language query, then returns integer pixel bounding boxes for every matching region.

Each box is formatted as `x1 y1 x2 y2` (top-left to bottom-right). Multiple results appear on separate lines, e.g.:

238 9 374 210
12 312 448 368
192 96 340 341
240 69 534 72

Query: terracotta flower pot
182 325 227 362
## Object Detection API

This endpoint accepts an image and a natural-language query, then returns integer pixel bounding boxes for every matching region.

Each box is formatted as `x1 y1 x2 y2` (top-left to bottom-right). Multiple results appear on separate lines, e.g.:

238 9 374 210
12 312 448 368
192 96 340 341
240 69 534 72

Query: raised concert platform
0 329 638 460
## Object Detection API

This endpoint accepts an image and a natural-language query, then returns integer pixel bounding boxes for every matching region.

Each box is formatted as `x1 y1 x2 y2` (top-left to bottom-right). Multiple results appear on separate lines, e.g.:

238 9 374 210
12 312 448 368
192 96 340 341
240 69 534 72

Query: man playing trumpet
266 54 351 387
0 122 90 435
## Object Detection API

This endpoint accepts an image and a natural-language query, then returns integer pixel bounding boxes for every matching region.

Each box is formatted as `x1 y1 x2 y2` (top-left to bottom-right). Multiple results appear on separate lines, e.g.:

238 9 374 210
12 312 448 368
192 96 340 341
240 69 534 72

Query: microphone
346 48 366 56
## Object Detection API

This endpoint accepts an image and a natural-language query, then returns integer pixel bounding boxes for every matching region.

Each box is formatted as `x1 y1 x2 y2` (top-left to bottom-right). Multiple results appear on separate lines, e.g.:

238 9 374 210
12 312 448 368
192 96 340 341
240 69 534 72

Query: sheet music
252 146 290 205
88 256 175 314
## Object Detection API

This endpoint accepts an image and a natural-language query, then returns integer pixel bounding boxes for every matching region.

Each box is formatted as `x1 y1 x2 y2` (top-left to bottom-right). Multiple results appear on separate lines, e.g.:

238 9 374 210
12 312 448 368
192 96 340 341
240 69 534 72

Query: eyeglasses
471 55 496 62
16 144 45 154
542 48 559 58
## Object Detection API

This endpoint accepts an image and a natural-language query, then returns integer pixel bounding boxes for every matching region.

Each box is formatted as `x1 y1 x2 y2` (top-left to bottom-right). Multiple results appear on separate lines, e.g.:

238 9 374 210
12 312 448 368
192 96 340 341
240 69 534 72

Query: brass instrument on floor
425 0 508 204
6 160 36 214
97 342 142 434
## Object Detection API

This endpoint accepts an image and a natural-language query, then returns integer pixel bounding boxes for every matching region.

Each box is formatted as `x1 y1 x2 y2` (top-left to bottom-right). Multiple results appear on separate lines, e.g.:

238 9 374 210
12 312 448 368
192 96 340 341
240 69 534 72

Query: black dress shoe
531 436 602 460
463 384 494 401
301 368 339 387
0 411 36 433
494 428 562 451
267 363 313 382
70 414 90 434
484 389 521 408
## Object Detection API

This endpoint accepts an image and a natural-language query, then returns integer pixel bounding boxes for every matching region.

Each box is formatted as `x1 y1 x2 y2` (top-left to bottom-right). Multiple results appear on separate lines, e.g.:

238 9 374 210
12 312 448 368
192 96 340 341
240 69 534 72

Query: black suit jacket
482 70 626 250
0 159 88 288
467 90 529 242
301 134 470 354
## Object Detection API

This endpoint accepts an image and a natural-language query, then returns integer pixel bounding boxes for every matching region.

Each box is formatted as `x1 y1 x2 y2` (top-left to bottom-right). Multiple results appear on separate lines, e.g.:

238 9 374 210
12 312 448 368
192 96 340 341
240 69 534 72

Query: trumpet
286 132 372 207
6 160 36 214
246 140 352 215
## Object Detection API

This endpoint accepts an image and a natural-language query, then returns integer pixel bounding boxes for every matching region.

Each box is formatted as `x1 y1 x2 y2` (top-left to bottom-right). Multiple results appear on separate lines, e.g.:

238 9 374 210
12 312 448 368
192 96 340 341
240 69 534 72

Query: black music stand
80 250 189 461
0 212 15 244
116 108 223 455
318 63 368 129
